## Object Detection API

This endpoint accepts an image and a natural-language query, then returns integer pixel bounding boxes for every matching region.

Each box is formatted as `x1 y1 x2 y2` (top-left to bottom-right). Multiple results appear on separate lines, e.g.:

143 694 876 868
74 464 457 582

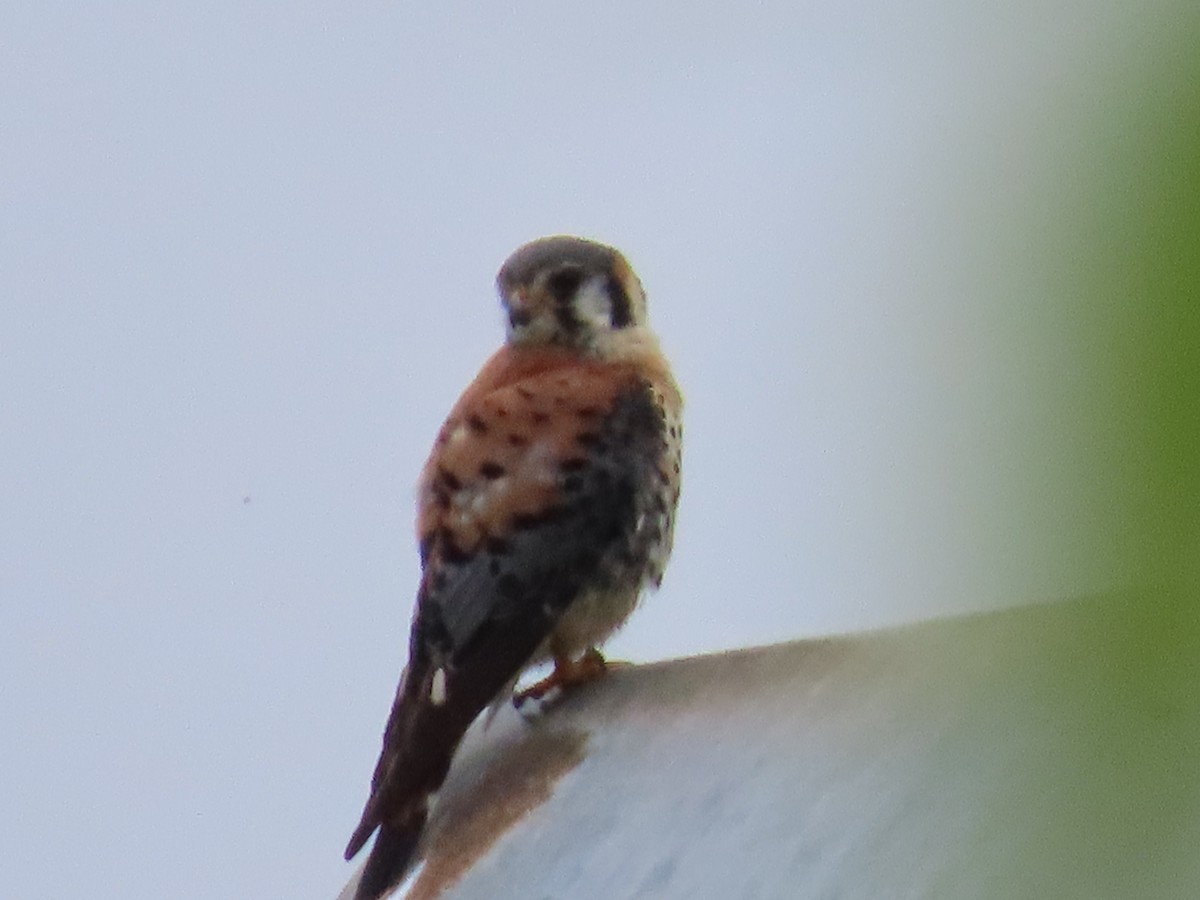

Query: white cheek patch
573 277 614 330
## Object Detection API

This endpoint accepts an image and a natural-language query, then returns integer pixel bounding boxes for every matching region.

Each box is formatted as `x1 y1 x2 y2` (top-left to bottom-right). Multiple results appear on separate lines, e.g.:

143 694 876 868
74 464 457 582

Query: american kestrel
344 236 683 899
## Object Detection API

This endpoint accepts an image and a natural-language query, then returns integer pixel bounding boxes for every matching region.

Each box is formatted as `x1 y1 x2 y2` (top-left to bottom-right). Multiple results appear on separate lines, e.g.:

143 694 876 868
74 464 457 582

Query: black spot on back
479 461 506 479
511 508 564 531
437 529 470 565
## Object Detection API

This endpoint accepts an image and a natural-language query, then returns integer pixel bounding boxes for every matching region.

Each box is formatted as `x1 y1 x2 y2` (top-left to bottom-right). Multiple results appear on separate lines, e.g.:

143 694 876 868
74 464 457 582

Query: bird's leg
513 647 608 708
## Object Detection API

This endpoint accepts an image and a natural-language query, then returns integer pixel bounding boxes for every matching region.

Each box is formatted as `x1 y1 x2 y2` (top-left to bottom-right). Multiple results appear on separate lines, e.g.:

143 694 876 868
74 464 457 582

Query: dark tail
352 809 427 900
344 601 551 897
343 653 455 899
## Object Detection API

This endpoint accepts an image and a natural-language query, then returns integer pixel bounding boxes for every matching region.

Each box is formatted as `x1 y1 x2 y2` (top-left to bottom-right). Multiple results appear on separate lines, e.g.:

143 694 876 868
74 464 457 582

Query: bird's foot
513 647 608 709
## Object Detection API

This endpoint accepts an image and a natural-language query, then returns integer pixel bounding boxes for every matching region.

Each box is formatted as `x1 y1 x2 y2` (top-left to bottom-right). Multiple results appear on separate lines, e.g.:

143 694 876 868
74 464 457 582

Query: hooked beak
505 287 534 329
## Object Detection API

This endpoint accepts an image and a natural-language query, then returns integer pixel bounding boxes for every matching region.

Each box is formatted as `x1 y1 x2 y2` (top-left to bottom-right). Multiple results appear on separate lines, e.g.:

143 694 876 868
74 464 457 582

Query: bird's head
496 236 650 355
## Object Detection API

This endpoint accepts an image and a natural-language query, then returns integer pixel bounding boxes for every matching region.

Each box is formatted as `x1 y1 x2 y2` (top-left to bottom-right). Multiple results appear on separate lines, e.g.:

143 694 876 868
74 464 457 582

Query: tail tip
353 818 424 900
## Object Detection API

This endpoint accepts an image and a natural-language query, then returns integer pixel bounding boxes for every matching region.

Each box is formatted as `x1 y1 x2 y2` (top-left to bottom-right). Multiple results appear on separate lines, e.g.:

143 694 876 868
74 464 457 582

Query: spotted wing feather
344 355 669 898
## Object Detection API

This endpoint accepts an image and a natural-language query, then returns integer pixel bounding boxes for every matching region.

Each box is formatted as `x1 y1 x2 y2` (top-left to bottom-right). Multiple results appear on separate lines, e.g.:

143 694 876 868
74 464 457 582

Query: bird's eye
546 268 585 304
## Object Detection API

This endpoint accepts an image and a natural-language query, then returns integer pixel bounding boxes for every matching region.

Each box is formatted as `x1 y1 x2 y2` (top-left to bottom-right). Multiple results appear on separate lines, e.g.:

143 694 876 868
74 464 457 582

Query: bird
343 235 683 899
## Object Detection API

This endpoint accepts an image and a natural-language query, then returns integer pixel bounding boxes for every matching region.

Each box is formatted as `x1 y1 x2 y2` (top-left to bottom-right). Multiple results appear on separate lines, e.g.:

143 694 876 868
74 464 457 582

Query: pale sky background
0 1 1174 898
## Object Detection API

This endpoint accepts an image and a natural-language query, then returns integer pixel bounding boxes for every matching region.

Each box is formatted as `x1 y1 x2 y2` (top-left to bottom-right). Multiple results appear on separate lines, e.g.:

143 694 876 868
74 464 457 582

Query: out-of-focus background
2 2 1196 898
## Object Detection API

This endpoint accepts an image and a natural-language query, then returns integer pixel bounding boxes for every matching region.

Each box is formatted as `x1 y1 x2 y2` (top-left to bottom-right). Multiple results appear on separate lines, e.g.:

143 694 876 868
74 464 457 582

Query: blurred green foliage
1063 14 1199 632
1012 8 1199 896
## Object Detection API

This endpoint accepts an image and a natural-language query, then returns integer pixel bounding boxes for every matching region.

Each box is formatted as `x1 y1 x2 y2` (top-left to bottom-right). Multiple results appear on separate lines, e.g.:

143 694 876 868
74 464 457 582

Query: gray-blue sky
1 1 1159 897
